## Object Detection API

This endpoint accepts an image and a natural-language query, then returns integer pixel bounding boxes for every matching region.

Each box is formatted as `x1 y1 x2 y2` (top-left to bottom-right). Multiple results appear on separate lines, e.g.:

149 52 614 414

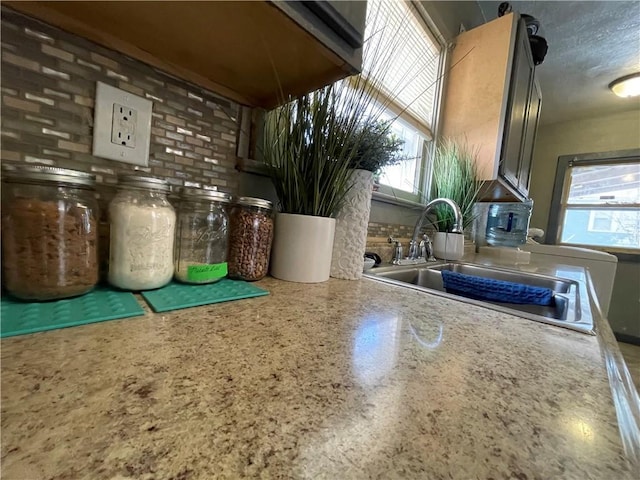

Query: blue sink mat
1 288 145 338
441 270 553 306
140 279 269 313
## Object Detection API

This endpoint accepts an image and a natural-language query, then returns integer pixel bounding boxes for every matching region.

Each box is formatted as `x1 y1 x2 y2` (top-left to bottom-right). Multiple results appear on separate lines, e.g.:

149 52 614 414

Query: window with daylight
363 0 444 202
548 152 640 253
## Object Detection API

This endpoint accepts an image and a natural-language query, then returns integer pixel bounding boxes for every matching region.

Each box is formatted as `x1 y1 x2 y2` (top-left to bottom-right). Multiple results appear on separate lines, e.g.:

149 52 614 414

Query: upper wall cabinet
4 1 366 109
440 12 541 201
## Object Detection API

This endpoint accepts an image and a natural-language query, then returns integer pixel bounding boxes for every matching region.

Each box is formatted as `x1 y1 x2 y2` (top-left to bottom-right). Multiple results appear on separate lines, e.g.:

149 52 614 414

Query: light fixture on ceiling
609 73 640 98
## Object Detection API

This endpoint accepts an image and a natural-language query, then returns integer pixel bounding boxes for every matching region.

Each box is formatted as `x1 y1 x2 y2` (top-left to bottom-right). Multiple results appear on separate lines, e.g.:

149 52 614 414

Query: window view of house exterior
377 112 428 193
559 162 640 250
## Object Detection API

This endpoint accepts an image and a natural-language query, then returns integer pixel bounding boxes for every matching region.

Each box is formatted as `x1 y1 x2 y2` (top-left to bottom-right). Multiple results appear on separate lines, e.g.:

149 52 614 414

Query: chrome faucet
409 198 464 260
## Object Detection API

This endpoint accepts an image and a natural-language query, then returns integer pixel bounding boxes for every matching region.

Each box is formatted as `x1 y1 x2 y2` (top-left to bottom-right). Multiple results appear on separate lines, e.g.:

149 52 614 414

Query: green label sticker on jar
187 263 228 282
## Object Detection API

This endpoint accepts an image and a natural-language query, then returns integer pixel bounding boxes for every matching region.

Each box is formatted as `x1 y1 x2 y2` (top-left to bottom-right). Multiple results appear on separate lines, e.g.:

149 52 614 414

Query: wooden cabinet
500 21 534 189
517 79 541 194
5 1 366 109
275 1 366 72
287 1 366 49
440 12 541 201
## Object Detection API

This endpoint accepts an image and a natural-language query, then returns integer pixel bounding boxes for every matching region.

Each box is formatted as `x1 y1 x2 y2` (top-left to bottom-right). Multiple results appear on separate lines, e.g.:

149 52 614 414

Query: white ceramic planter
270 213 336 283
331 169 374 280
432 232 464 261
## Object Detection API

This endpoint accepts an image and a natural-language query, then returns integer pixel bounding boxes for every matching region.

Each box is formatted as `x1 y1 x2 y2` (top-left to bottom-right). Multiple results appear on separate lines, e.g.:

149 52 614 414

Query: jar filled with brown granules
1 165 99 301
227 197 274 281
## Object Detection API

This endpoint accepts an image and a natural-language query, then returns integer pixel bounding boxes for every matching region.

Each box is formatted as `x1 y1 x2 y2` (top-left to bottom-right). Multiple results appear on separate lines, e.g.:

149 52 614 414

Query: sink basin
365 262 595 334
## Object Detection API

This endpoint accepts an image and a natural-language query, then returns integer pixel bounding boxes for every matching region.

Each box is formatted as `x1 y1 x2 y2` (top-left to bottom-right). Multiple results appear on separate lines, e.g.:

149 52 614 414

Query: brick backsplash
366 222 413 264
1 7 431 264
366 222 450 264
367 222 414 240
0 7 240 202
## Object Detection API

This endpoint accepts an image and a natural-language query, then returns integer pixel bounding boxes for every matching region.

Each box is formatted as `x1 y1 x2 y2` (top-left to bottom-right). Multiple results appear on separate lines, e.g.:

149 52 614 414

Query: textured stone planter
330 169 374 280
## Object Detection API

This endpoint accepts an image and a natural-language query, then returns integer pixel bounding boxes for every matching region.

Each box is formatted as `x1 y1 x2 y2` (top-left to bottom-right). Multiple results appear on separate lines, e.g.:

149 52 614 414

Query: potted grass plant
263 85 367 282
330 120 405 280
429 139 485 260
263 11 410 282
263 1 445 282
347 120 405 174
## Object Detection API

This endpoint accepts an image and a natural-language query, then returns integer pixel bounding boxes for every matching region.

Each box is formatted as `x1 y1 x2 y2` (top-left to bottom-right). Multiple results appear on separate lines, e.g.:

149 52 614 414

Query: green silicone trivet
140 279 269 313
1 288 145 338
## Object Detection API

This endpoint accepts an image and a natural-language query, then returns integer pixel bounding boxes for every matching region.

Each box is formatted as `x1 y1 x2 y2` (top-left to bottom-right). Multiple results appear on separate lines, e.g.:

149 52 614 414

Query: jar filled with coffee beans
1 165 99 300
227 197 273 281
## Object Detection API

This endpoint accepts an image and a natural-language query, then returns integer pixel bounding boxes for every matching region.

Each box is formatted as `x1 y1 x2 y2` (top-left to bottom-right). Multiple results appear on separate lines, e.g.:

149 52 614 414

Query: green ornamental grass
430 139 485 232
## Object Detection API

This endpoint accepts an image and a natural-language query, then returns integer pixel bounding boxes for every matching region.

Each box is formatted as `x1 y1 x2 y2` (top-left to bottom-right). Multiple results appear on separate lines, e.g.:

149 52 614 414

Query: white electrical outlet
92 82 152 166
111 103 137 148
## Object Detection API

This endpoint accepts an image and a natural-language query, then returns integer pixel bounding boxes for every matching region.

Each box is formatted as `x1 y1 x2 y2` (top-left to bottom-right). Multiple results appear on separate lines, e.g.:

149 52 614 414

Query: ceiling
477 1 640 125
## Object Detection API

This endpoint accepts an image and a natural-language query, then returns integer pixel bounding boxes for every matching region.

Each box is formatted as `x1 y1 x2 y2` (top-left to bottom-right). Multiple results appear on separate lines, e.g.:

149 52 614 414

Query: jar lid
119 175 170 193
234 196 273 210
2 164 96 187
179 187 231 203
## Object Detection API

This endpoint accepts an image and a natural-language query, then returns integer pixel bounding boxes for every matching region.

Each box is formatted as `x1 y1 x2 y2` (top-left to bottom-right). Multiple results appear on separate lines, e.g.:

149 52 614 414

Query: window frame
547 149 640 256
367 0 448 204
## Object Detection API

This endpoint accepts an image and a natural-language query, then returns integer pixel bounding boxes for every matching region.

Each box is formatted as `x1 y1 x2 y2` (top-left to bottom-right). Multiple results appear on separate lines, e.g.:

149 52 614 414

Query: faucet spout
409 198 464 259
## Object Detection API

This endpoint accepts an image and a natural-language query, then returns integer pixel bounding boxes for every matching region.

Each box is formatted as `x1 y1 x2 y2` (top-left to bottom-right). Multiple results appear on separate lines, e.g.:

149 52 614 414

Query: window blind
364 0 441 129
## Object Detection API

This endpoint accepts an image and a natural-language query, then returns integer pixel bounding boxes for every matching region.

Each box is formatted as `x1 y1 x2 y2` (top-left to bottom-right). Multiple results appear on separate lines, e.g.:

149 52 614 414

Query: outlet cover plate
92 81 152 166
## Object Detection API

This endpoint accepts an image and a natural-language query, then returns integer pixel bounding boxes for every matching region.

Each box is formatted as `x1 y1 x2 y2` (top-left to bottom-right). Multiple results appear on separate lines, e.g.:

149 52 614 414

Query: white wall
528 109 640 340
609 261 640 340
421 1 486 40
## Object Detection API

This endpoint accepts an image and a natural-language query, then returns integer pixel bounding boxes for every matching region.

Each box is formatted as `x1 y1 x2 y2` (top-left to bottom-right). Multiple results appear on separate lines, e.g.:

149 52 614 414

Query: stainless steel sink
365 262 595 334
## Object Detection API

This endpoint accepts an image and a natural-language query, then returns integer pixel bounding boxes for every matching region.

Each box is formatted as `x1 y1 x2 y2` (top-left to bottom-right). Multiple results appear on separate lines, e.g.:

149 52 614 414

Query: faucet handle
408 240 419 259
393 243 404 264
419 235 428 259
420 234 436 261
389 236 404 264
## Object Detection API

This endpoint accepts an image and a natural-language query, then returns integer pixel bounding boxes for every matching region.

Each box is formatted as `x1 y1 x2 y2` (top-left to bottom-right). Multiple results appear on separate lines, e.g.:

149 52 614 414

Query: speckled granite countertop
2 265 639 479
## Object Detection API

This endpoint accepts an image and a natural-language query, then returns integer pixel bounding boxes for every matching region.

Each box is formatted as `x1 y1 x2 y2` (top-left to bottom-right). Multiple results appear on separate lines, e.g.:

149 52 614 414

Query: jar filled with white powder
108 175 176 290
174 188 230 284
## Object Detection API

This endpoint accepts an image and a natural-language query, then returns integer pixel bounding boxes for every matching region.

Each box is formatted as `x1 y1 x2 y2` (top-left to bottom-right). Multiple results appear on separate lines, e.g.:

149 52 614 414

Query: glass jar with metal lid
108 175 176 290
1 164 99 300
174 187 231 284
227 196 274 281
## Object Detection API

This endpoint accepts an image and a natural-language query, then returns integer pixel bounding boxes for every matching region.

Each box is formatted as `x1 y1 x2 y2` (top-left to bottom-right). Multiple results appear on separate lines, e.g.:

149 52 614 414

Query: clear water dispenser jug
485 199 533 247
